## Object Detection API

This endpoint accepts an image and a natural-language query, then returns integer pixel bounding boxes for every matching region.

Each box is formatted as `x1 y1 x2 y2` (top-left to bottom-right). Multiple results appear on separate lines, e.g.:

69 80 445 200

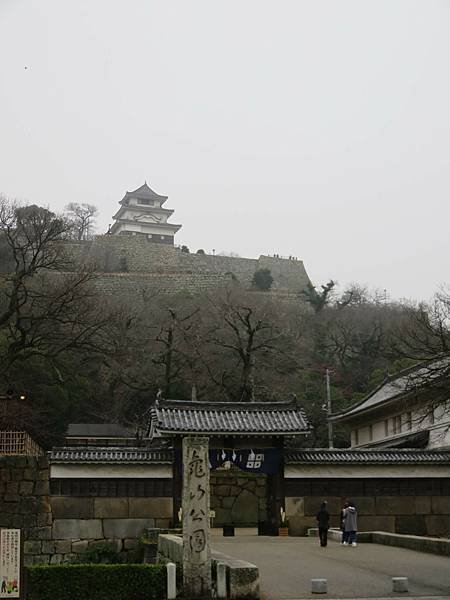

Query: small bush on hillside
252 268 273 291
81 542 121 564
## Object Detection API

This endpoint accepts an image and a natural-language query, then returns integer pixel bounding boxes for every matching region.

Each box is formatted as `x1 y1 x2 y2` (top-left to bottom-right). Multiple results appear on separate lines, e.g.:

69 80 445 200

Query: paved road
212 535 450 600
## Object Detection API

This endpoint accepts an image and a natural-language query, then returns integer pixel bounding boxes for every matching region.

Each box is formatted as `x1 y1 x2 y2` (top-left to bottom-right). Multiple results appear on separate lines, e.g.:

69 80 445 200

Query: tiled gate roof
150 399 310 437
285 449 450 464
48 447 173 464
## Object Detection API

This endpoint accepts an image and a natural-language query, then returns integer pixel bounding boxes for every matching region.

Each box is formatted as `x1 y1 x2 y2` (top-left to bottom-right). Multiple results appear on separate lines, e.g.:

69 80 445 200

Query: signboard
0 529 20 598
209 448 282 474
176 448 283 475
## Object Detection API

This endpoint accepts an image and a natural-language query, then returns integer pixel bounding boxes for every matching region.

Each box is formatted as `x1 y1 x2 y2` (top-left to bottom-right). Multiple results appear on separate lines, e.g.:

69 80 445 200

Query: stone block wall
0 455 51 539
285 478 450 536
0 456 173 565
210 471 267 526
64 236 311 297
29 495 173 565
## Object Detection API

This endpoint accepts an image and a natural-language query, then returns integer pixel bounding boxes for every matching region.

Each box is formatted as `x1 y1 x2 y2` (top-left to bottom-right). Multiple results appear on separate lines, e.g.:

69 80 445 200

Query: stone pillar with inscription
182 436 211 598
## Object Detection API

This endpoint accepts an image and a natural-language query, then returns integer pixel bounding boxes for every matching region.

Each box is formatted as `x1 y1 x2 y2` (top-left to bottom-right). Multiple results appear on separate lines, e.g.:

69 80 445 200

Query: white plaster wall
285 464 450 478
358 426 371 445
121 210 159 223
349 401 449 449
428 422 450 449
121 208 168 223
51 463 172 478
116 221 176 236
372 421 385 442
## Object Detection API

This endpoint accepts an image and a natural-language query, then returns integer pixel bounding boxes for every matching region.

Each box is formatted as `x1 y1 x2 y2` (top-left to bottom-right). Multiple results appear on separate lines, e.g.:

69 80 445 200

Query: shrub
27 564 167 600
81 542 121 564
181 245 190 253
252 268 273 290
196 248 205 254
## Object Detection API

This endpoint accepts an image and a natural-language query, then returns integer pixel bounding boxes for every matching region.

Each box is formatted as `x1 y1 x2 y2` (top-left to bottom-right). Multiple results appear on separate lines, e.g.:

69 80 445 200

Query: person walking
316 501 330 547
340 501 349 544
343 501 358 546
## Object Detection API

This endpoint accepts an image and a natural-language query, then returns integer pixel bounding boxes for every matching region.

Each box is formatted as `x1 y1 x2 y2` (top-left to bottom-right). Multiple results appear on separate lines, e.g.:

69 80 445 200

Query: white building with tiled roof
110 182 181 244
329 360 450 450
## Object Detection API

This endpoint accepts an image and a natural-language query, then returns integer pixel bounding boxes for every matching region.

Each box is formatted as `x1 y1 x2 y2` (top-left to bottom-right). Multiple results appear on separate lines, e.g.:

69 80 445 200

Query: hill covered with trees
1 197 448 448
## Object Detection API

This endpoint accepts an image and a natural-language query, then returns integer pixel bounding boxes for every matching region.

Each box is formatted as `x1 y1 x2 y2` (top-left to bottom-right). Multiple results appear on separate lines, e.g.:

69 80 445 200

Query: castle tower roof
122 182 168 204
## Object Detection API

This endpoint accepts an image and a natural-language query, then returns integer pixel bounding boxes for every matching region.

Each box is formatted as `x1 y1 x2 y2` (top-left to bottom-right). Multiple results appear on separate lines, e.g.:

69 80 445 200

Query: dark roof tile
286 449 450 464
151 399 309 436
126 182 168 200
48 446 172 464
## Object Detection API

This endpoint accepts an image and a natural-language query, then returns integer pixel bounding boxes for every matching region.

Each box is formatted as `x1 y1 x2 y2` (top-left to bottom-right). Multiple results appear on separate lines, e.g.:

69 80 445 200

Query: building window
405 412 412 430
50 478 173 497
368 424 373 441
393 415 402 434
429 408 435 425
354 429 359 446
384 419 389 437
161 235 165 240
137 198 152 206
147 234 153 239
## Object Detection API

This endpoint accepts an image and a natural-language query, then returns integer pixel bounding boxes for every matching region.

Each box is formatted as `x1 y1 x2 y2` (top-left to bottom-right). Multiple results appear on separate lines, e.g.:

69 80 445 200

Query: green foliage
181 245 190 253
252 268 273 291
293 371 349 448
4 354 95 448
27 564 167 600
81 542 121 564
225 271 238 282
196 248 205 254
301 280 335 313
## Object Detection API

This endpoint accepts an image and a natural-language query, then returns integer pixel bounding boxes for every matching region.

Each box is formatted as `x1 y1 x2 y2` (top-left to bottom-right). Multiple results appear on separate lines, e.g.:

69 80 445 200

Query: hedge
26 564 167 600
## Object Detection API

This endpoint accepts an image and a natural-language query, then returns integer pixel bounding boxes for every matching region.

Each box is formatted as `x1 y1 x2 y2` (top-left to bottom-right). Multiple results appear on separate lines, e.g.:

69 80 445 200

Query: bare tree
153 306 200 397
65 202 98 240
0 197 119 381
396 290 450 416
196 288 296 402
336 283 370 308
398 291 450 361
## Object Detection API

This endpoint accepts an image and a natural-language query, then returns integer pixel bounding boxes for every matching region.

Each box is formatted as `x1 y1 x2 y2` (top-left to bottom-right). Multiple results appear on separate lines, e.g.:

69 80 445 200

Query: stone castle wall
210 471 267 526
0 456 170 566
0 455 51 540
65 236 311 297
286 477 450 537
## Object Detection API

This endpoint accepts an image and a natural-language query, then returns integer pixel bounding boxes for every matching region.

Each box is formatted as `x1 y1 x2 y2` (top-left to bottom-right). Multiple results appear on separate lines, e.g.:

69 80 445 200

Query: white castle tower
110 182 181 244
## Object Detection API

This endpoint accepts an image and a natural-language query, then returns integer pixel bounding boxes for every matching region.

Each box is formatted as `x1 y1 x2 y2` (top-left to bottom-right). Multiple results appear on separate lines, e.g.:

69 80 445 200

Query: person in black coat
316 501 330 547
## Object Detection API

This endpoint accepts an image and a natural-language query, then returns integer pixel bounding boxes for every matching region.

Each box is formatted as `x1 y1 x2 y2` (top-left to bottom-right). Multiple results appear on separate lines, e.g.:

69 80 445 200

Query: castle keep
68 182 312 297
110 182 181 244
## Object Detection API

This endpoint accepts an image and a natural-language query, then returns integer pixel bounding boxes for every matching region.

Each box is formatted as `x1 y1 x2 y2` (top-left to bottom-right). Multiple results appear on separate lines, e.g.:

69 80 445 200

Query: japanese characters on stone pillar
182 436 211 598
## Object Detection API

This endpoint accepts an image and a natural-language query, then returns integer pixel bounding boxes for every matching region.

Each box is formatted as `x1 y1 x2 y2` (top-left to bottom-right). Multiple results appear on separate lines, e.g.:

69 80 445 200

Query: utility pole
325 369 333 449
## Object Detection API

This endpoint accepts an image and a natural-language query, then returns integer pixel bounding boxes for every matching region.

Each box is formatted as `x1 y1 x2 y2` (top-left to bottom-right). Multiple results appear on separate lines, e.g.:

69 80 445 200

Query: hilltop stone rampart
65 235 311 297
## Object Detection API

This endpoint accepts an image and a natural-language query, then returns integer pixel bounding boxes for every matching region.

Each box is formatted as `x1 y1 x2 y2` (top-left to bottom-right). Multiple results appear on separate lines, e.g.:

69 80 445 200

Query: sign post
182 436 211 599
0 529 21 598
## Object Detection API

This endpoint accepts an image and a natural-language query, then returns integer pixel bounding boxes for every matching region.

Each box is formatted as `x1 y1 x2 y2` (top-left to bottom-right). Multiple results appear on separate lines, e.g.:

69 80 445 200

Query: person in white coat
343 501 358 546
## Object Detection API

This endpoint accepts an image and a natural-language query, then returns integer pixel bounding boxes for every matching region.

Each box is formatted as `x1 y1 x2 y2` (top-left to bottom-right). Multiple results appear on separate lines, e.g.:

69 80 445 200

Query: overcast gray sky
1 1 449 301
